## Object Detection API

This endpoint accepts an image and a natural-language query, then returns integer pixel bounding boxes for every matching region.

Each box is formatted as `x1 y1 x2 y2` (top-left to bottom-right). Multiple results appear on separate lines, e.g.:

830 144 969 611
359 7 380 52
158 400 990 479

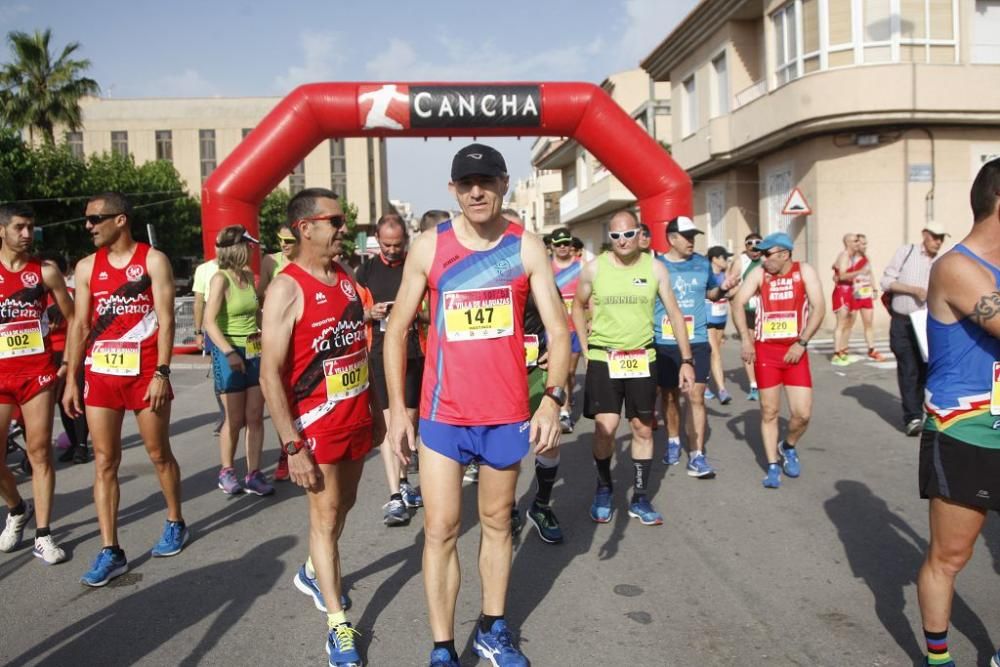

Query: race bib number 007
91 340 141 376
761 311 799 340
324 349 369 402
0 320 44 359
443 286 514 341
607 349 650 379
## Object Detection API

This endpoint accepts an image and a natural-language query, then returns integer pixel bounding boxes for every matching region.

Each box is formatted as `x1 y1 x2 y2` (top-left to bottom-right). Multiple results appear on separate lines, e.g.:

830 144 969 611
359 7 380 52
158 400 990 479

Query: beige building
642 0 1000 332
531 68 672 253
63 96 390 230
506 167 563 234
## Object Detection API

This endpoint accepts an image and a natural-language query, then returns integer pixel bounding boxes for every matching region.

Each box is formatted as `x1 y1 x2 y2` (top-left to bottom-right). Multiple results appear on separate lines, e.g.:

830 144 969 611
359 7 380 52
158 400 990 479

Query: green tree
0 29 99 145
258 189 291 252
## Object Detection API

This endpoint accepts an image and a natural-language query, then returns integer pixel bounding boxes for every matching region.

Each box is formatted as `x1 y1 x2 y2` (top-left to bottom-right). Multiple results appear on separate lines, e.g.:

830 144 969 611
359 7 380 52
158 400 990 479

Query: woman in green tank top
204 225 272 497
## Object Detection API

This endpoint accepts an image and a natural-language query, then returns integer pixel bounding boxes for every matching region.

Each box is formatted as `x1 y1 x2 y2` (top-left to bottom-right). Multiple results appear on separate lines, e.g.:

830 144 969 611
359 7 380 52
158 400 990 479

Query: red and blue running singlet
0 257 54 375
283 262 371 436
86 243 159 377
422 220 530 425
552 258 582 330
754 261 808 345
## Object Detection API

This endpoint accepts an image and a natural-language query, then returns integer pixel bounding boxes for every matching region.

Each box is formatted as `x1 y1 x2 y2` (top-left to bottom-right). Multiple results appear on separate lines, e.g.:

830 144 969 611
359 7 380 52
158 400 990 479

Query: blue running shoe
763 463 781 489
747 387 759 401
473 618 528 667
151 520 189 557
780 443 801 478
627 496 663 526
589 485 614 523
704 388 716 400
294 564 352 612
526 502 563 544
989 646 1000 667
686 453 716 479
327 622 362 667
400 482 423 508
81 547 128 587
429 647 460 667
718 389 732 405
663 440 681 466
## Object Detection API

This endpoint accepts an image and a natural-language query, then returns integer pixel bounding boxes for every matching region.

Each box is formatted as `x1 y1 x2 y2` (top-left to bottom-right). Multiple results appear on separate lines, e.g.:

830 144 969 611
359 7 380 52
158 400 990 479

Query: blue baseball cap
756 232 794 252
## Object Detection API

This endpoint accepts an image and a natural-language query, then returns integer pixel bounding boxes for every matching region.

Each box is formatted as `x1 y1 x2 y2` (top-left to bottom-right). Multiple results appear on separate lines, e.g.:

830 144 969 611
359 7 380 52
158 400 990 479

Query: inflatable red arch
201 82 691 259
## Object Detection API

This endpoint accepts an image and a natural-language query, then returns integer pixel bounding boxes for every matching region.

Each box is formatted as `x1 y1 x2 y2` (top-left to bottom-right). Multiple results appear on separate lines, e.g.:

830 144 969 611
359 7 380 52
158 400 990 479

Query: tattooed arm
928 251 1000 338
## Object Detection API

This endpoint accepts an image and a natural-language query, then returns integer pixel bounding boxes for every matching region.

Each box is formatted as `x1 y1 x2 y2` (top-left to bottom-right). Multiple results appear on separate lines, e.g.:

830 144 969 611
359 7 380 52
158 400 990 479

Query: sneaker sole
763 481 781 489
384 516 410 526
244 486 275 497
526 513 563 544
686 469 717 479
627 509 663 526
590 509 614 523
152 530 190 558
293 572 327 612
325 639 362 667
81 562 129 587
33 548 67 565
217 483 244 495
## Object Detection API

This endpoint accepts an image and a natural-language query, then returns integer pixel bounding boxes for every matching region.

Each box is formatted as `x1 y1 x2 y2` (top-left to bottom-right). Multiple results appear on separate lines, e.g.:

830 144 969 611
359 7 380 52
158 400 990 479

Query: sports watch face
284 441 303 455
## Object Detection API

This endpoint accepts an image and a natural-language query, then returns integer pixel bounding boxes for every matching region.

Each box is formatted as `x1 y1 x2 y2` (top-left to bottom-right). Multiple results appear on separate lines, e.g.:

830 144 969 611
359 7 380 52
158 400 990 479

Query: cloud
142 68 220 98
616 0 699 67
0 3 30 27
273 30 345 92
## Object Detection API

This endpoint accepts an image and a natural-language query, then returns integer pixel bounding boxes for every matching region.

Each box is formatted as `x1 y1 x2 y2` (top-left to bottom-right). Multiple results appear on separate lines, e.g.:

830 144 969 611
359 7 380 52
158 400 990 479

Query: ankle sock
479 614 503 634
327 610 348 630
35 527 50 539
9 500 26 516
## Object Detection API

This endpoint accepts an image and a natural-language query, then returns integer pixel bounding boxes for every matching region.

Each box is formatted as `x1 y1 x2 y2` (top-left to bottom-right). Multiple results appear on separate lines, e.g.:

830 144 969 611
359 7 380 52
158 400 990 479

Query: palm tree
0 29 99 145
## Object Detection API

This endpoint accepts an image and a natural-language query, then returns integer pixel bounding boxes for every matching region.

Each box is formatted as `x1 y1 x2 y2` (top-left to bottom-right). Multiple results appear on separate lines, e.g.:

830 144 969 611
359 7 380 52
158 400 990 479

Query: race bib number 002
91 340 141 376
761 311 799 340
607 348 650 379
323 349 369 402
524 334 540 368
443 286 514 341
245 333 262 360
661 314 694 341
0 320 44 359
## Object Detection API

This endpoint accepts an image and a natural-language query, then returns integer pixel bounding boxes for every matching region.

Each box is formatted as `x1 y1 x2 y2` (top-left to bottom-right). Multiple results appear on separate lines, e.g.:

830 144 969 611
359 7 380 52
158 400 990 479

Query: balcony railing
559 188 579 218
733 79 767 110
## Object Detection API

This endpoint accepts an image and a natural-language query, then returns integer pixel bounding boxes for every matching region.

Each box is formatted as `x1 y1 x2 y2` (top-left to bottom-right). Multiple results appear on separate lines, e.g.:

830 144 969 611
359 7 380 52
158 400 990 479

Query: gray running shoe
383 499 409 526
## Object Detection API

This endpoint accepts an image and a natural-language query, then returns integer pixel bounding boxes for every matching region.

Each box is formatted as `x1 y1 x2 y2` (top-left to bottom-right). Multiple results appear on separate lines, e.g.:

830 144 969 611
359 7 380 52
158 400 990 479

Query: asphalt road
2 345 998 666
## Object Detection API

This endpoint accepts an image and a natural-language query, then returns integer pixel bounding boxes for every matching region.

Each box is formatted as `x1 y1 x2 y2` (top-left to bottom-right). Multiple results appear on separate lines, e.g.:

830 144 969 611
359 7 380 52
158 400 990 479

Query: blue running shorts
419 418 530 470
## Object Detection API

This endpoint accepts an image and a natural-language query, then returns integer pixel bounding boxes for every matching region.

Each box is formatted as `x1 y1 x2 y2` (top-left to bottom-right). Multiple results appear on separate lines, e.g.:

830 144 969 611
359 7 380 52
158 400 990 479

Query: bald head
609 210 639 231
842 233 857 248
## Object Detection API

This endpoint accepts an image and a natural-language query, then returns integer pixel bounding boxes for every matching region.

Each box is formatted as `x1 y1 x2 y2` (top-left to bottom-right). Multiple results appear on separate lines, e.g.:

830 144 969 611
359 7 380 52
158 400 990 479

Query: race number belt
323 349 369 402
661 314 694 341
761 311 799 340
854 283 873 300
524 334 540 368
443 286 514 341
245 333 262 360
0 320 44 359
90 340 141 376
607 348 650 379
991 362 1000 416
710 300 729 318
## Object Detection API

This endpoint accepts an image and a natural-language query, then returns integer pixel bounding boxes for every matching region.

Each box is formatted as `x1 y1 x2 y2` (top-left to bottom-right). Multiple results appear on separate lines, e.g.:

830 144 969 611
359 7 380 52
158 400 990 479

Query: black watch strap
543 386 567 407
681 358 695 367
156 364 171 377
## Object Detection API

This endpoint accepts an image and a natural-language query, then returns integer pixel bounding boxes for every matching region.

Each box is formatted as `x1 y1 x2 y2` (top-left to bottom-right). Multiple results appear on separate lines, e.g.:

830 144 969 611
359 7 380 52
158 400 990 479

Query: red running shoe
274 452 290 482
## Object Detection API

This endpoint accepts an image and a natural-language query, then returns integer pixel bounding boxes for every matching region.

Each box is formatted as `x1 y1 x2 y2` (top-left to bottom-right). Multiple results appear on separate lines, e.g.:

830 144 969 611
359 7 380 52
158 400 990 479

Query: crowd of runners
1 144 999 667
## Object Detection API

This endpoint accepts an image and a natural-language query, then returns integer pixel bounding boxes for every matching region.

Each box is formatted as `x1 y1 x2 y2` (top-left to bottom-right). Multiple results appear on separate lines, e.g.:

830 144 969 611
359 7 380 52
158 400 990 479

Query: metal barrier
174 296 199 352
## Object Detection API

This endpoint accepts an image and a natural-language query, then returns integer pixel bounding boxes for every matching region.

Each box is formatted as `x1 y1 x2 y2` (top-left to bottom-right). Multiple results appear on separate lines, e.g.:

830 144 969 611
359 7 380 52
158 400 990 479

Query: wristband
681 358 695 367
194 329 203 335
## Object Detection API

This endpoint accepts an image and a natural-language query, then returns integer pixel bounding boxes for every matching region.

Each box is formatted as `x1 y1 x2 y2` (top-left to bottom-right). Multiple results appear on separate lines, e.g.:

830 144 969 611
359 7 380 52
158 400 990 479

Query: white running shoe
0 500 33 552
33 535 67 564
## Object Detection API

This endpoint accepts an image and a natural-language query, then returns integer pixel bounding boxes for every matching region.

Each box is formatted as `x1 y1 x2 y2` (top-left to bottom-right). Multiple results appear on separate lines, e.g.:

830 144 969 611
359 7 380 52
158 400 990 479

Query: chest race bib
710 300 729 318
443 286 514 341
991 362 1000 417
0 320 44 359
661 314 695 341
91 340 141 376
524 334 540 368
323 349 369 402
563 296 575 316
761 311 799 340
607 348 650 379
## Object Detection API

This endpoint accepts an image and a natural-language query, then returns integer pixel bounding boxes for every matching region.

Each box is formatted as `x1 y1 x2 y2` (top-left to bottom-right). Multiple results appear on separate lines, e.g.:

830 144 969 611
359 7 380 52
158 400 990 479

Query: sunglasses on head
609 229 639 241
84 212 123 225
294 213 346 229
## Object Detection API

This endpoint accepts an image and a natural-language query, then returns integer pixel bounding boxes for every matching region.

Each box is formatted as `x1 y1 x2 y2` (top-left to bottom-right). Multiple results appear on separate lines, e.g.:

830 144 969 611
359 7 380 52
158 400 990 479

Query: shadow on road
824 480 995 664
725 408 788 473
841 384 900 431
7 536 295 666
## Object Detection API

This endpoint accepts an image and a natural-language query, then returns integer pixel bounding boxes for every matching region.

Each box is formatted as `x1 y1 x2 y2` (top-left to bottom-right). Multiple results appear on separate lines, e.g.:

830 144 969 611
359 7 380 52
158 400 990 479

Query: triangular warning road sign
782 188 812 216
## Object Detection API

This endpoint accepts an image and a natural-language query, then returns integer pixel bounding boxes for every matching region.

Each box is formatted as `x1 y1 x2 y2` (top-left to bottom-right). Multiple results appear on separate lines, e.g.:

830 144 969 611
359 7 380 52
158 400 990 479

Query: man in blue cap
730 232 825 488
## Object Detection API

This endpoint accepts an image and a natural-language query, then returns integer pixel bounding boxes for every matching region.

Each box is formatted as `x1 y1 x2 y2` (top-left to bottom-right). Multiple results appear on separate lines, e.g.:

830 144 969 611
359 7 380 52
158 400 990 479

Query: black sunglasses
296 213 346 229
84 212 124 225
551 240 572 247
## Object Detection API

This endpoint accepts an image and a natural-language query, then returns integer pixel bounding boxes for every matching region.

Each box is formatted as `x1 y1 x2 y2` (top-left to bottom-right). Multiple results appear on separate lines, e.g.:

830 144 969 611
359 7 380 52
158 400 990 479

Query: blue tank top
706 270 728 325
654 253 712 346
924 244 1000 448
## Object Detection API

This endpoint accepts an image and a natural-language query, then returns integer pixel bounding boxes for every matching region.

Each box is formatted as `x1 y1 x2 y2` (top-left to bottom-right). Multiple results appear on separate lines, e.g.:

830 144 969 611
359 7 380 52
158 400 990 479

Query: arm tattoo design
971 291 1000 325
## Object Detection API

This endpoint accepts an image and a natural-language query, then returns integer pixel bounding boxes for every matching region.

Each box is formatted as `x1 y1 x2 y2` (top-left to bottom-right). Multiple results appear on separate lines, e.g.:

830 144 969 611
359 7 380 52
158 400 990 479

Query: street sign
782 188 812 216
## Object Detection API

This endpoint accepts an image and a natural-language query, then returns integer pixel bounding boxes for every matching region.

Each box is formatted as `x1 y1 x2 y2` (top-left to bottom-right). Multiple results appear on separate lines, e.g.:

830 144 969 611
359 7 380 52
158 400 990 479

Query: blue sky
1 0 697 215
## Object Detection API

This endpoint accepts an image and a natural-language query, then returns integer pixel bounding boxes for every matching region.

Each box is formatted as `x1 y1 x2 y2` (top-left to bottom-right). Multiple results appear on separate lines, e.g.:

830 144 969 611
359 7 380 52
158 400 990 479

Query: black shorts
706 322 727 330
370 355 423 411
745 309 757 331
919 429 1000 511
655 343 711 389
583 359 657 421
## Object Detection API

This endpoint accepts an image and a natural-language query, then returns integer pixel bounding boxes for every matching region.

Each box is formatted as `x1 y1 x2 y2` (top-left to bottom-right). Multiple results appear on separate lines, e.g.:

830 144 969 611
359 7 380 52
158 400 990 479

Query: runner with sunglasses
731 232 825 489
259 188 370 667
63 191 187 586
573 210 694 526
730 233 763 400
549 227 583 434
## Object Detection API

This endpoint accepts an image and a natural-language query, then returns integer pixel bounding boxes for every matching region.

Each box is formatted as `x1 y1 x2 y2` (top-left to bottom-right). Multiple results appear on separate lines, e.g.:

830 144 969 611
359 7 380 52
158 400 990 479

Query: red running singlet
86 243 159 377
282 262 371 438
0 257 54 376
46 289 69 354
421 220 530 425
755 261 808 345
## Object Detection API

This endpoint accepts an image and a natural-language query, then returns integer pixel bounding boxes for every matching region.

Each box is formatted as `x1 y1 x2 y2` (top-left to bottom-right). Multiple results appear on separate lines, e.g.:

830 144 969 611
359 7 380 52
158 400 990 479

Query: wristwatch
543 386 567 407
797 338 809 348
284 439 306 456
681 358 695 367
155 365 171 377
